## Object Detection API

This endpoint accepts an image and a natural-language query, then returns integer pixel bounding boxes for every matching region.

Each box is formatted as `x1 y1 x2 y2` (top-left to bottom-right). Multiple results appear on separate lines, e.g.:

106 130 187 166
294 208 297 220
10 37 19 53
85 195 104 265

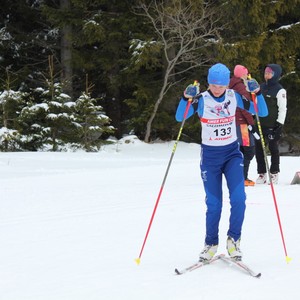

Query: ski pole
135 81 198 265
249 79 291 263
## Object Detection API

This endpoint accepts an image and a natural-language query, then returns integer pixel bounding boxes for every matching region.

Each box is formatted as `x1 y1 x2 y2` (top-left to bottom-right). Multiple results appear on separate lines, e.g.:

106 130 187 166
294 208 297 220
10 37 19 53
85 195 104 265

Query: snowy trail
0 137 299 299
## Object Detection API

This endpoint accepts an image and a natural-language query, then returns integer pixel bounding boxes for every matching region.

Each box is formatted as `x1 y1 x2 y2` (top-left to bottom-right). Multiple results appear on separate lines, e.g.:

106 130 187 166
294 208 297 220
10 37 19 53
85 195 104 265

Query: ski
175 254 224 275
175 254 261 278
219 255 261 278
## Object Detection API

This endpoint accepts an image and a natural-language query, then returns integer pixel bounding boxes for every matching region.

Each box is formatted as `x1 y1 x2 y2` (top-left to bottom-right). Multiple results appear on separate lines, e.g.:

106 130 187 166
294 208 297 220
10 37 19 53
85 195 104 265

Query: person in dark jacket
255 64 287 184
229 65 260 186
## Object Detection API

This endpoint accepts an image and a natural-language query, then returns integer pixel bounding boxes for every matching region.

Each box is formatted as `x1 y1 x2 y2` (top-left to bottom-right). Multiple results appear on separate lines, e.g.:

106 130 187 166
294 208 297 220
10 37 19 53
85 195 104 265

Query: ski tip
285 256 292 264
255 273 262 278
175 268 182 275
134 258 141 265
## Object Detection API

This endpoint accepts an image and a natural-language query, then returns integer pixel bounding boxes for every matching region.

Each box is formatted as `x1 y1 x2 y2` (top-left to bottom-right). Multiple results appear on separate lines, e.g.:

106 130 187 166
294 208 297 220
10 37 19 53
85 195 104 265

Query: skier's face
209 84 227 97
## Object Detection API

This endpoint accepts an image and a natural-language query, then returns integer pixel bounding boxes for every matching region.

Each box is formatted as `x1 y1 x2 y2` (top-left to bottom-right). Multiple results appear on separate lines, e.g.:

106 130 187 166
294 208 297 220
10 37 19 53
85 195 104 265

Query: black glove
273 121 282 132
268 122 282 140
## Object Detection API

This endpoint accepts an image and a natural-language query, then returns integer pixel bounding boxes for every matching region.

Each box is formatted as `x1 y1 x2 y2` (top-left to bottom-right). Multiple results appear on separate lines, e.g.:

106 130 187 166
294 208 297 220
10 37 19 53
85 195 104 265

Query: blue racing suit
175 89 268 245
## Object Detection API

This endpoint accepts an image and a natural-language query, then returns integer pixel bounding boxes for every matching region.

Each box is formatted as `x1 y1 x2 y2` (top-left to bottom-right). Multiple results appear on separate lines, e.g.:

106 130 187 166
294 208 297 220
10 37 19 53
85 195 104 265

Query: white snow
0 135 299 300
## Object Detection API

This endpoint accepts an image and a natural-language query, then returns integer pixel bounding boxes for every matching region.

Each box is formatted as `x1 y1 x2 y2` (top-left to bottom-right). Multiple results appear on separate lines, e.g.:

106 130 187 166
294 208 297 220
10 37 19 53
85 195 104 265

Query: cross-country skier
175 63 268 262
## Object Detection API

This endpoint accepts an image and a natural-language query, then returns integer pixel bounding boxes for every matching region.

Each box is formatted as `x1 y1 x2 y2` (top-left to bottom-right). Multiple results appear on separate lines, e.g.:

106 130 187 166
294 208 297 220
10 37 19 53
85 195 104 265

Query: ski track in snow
0 136 299 300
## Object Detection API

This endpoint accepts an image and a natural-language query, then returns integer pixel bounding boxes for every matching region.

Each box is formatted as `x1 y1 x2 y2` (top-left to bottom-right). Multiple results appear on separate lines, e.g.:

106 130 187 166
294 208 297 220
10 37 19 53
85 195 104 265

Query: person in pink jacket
229 65 260 186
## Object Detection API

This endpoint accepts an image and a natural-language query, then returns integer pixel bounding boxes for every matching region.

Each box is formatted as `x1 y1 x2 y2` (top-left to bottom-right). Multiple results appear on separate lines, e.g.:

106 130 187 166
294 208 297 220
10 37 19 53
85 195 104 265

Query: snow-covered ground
0 135 299 300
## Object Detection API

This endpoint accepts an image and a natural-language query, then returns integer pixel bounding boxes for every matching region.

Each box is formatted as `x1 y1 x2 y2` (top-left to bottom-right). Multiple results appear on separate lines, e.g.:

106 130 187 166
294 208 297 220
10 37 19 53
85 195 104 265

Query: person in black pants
255 64 287 184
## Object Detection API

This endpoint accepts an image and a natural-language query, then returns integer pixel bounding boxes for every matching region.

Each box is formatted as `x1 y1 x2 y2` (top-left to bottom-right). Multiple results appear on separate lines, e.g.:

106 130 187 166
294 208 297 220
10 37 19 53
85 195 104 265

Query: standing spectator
175 63 268 262
255 64 287 184
229 65 259 186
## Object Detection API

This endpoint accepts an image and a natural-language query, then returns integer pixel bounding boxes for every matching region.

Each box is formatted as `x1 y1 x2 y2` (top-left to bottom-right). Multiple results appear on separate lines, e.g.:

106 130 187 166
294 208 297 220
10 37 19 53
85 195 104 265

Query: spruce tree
73 92 114 151
0 89 25 151
17 83 76 151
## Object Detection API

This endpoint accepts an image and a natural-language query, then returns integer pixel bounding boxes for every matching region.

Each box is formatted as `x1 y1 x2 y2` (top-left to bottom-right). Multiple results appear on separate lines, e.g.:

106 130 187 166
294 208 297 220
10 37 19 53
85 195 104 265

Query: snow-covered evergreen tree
73 92 114 152
0 89 26 151
17 82 77 151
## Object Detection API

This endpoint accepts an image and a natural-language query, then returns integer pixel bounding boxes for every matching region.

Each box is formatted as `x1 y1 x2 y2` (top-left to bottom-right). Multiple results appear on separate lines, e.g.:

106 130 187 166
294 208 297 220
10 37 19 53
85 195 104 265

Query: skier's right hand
184 81 200 99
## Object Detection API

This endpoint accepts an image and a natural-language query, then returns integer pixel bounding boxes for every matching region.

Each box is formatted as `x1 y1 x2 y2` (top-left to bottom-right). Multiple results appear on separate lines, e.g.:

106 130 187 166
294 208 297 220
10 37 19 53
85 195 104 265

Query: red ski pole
249 76 291 263
135 81 198 265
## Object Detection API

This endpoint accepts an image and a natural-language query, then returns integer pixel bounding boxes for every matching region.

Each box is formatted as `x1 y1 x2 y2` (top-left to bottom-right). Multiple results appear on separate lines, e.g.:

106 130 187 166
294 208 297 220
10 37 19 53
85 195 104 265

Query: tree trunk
144 74 169 143
60 0 73 98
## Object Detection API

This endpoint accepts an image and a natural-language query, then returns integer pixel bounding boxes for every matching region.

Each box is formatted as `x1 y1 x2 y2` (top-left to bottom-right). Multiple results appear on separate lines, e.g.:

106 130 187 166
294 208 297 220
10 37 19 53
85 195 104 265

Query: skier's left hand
244 78 260 94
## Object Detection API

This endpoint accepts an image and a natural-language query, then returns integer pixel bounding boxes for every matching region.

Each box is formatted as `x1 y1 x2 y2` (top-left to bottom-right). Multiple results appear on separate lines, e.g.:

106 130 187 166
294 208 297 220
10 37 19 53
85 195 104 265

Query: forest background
1 0 300 153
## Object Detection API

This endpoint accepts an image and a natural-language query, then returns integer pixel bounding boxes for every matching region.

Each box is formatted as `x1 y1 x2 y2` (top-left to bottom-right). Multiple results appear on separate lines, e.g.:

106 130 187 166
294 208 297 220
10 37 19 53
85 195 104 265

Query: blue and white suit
176 89 268 245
